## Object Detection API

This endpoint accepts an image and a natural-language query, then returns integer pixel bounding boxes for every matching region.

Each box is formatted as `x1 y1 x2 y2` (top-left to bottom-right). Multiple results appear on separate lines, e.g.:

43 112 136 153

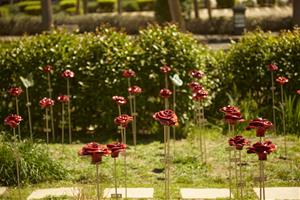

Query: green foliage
0 25 212 139
59 0 76 10
283 95 300 135
216 0 236 8
16 0 40 11
257 0 276 6
122 0 139 11
97 0 115 12
0 136 67 186
137 0 155 11
23 4 41 15
216 29 300 130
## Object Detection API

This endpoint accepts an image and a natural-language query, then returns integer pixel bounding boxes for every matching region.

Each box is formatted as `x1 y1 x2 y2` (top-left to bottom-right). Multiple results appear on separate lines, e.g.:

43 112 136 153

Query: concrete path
27 187 80 200
253 187 300 200
0 187 7 195
103 188 154 199
180 188 232 199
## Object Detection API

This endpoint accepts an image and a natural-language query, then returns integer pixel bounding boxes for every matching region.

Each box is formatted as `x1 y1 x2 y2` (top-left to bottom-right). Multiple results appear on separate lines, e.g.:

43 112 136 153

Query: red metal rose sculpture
57 95 70 103
224 113 244 125
190 70 204 79
219 105 240 115
160 65 171 74
39 97 55 108
107 142 126 158
267 64 278 72
79 142 111 164
228 135 249 150
8 87 23 97
188 82 204 93
128 86 142 95
247 141 276 160
43 65 53 73
192 89 208 101
112 96 127 105
122 69 136 78
153 109 178 126
276 76 289 85
114 114 133 127
61 69 75 78
4 114 22 128
160 88 172 98
297 90 300 95
246 118 273 137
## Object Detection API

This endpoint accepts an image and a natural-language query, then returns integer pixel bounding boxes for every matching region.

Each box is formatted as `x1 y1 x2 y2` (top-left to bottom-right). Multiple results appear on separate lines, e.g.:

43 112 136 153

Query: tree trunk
41 0 53 30
206 0 212 20
117 0 122 14
83 0 88 14
293 0 300 26
76 0 80 14
168 0 186 31
193 0 199 19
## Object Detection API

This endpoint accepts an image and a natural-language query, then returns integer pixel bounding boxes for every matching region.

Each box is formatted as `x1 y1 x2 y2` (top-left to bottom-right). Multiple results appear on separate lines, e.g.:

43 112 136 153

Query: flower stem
25 87 33 142
48 73 55 142
172 84 176 157
124 128 127 199
133 95 137 150
164 126 167 200
15 97 21 140
239 150 243 199
67 79 72 144
114 158 118 200
281 85 287 159
62 103 65 145
96 163 100 200
46 108 49 144
271 71 277 135
228 148 232 199
13 128 21 200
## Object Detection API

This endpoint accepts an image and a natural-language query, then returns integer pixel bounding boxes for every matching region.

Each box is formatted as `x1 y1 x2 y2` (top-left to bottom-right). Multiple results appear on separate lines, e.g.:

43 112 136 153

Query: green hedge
214 29 300 134
0 25 213 140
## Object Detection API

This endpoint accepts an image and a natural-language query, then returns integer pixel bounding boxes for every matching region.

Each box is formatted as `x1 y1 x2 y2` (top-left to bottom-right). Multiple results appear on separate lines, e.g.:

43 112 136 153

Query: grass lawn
2 128 300 199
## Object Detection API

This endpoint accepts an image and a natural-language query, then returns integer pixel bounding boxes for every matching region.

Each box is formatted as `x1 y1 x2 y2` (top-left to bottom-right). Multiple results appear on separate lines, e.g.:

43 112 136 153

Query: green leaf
20 73 34 88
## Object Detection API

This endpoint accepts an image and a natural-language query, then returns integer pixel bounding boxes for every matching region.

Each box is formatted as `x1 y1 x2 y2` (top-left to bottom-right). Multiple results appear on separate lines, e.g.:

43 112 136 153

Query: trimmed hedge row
0 25 215 140
0 13 292 35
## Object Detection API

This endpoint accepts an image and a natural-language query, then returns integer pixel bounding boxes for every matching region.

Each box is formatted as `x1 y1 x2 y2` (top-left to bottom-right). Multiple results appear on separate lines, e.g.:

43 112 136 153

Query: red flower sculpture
78 142 111 164
247 141 276 160
61 69 75 78
228 135 249 150
224 113 245 125
267 64 278 72
153 109 178 126
219 105 240 115
122 69 136 78
107 142 126 158
39 97 55 109
4 114 22 128
246 118 273 137
43 65 53 73
8 87 23 97
57 95 70 103
190 70 205 79
128 86 142 95
160 88 172 98
276 76 289 85
114 114 133 127
160 65 171 74
112 96 127 105
188 82 204 93
297 90 300 95
192 89 208 101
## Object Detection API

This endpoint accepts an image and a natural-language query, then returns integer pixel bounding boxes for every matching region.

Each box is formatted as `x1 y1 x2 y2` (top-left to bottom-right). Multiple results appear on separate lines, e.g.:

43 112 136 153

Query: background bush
0 25 214 141
213 29 300 135
0 135 67 186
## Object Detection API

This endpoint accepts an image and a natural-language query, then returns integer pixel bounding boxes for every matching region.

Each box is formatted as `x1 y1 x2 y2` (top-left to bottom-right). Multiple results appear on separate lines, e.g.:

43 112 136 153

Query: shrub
217 29 300 130
216 0 236 8
0 25 212 139
257 0 276 6
132 24 216 133
59 0 76 10
122 0 139 12
97 0 115 12
16 0 40 12
0 136 67 186
24 4 41 15
137 0 155 11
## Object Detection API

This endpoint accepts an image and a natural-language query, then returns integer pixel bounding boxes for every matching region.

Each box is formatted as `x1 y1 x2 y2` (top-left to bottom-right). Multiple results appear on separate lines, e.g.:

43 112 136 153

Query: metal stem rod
25 88 33 141
114 158 118 200
281 85 287 158
67 79 72 144
15 97 21 140
96 163 100 200
48 73 55 142
13 128 21 200
271 71 277 135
